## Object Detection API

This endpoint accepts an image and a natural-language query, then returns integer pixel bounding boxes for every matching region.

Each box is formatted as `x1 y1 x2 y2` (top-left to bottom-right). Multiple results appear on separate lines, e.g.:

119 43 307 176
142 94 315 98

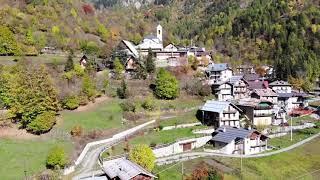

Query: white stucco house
206 63 233 84
200 100 242 128
251 89 278 104
211 82 233 101
228 75 249 100
210 126 269 155
269 80 292 94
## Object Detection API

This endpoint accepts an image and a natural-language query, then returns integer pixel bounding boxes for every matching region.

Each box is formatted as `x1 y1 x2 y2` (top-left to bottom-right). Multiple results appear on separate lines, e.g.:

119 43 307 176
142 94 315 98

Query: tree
129 144 155 171
154 68 179 99
65 50 75 72
113 57 124 79
117 79 129 99
146 49 155 73
81 73 96 100
26 111 56 134
0 26 21 55
6 63 59 128
46 146 67 169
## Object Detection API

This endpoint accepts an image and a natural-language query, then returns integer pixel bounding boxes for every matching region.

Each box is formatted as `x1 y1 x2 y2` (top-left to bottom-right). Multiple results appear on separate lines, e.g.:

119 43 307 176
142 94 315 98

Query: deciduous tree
129 144 155 171
154 68 179 99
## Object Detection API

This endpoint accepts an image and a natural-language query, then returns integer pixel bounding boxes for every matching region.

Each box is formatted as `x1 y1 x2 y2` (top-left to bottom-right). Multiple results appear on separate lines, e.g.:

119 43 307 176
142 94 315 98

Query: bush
46 146 67 169
62 95 80 110
154 68 180 99
27 112 56 134
129 144 156 171
70 125 83 137
120 99 138 112
141 96 156 111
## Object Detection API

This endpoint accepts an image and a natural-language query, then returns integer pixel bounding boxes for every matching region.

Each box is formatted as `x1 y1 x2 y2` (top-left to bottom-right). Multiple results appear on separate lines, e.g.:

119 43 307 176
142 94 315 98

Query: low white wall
153 136 211 158
162 122 202 131
64 120 156 175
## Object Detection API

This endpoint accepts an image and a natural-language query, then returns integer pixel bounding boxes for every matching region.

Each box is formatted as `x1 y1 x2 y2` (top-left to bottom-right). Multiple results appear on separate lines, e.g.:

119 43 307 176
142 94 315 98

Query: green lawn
103 127 201 158
155 97 203 110
269 128 320 148
0 138 72 180
0 54 68 65
59 99 124 132
159 110 199 127
154 137 320 180
290 115 318 126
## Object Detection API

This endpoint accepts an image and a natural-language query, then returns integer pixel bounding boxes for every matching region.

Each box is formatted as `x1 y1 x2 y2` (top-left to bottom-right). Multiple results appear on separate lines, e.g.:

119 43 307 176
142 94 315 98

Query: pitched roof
252 89 278 97
247 81 265 90
200 100 241 113
277 93 293 98
207 63 230 72
229 75 244 85
243 74 261 81
269 80 291 86
238 98 273 107
212 126 254 143
102 158 156 180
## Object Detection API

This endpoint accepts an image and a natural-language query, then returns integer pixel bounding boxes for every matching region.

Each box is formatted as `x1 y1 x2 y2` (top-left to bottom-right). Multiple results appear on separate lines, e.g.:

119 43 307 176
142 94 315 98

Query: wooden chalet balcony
254 112 273 117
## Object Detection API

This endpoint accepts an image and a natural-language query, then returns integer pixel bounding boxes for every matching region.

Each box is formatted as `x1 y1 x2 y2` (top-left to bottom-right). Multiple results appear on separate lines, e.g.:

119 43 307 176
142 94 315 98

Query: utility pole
291 116 293 141
181 161 184 180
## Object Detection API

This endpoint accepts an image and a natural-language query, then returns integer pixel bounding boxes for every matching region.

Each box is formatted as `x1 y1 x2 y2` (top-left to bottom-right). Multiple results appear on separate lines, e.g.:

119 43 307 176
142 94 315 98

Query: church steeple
157 24 163 42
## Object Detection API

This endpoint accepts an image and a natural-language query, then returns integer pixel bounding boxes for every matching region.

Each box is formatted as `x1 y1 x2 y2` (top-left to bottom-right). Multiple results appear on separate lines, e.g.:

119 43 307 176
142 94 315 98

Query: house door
182 143 192 151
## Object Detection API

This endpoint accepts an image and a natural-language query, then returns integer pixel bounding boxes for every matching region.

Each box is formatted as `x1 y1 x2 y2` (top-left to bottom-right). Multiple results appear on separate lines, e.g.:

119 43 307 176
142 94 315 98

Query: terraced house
200 100 242 128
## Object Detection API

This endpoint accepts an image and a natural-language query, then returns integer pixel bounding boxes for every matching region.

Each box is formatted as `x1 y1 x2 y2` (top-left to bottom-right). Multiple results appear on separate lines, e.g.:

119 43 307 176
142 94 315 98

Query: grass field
269 128 320 148
103 127 202 158
0 138 72 180
154 137 320 180
0 54 68 65
59 99 124 132
159 110 199 127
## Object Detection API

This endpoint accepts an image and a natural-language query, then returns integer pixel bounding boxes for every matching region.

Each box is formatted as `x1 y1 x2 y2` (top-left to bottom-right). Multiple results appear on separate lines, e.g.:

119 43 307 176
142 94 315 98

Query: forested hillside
1 0 320 87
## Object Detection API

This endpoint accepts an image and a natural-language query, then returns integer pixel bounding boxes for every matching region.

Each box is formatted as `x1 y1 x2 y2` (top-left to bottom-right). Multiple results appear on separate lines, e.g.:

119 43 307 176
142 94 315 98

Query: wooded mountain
1 0 320 87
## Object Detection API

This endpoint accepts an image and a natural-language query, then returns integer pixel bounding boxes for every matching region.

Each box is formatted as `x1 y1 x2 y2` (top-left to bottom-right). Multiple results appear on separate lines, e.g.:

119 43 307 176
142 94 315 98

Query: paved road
71 111 198 179
157 132 320 165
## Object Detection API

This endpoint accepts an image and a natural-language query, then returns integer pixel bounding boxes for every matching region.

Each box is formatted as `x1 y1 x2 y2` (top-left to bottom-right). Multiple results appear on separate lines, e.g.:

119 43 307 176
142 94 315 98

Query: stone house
200 100 242 128
210 126 269 155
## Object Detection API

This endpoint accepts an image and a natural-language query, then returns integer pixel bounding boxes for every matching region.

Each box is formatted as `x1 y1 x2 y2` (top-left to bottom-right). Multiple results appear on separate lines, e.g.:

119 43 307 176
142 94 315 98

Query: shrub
154 68 180 99
129 144 156 171
141 96 156 111
27 112 56 134
46 146 67 169
120 99 138 112
70 125 83 137
62 95 80 110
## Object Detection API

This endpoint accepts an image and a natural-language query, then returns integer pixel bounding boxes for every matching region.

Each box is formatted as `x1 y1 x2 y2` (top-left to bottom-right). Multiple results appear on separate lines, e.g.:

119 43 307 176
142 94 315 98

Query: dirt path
0 124 39 140
74 96 109 112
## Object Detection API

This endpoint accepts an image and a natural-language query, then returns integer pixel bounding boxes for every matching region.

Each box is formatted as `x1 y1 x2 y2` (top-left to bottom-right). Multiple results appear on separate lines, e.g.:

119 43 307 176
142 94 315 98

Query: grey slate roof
200 101 232 113
207 63 230 72
253 89 278 97
269 80 291 86
243 74 261 81
102 158 156 180
212 126 254 143
278 93 293 98
229 75 244 85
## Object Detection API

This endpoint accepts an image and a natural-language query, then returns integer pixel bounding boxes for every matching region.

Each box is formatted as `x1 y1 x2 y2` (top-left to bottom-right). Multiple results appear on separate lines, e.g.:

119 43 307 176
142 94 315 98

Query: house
206 63 233 84
228 76 249 99
237 98 274 126
277 91 309 112
210 126 269 155
269 80 292 93
200 100 242 128
251 89 278 104
236 65 255 74
211 82 233 101
102 158 157 180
